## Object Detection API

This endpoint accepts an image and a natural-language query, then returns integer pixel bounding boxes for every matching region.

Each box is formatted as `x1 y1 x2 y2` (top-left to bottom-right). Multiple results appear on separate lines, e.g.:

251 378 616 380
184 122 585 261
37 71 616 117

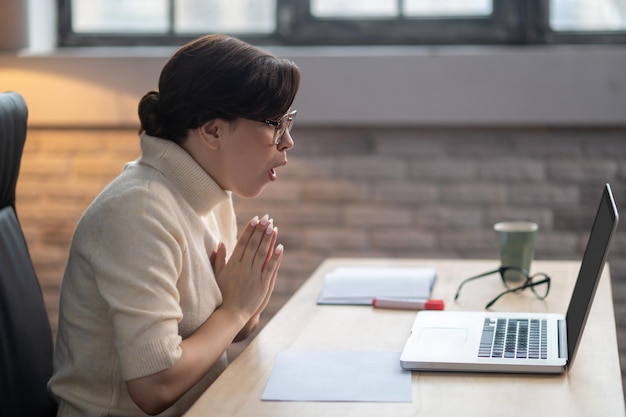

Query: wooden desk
185 258 625 417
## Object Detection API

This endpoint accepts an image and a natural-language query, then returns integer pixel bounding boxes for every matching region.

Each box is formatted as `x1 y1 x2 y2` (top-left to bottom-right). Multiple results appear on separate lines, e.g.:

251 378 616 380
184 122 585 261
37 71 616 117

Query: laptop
400 183 619 374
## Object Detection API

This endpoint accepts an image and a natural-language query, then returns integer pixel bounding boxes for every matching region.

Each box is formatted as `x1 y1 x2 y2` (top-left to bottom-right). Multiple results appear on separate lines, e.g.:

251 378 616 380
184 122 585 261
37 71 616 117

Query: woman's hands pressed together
211 214 283 339
126 215 283 415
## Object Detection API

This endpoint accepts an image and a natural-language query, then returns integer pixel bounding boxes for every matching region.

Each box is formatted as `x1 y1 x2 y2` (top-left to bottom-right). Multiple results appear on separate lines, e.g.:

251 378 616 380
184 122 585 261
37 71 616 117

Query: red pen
372 298 445 310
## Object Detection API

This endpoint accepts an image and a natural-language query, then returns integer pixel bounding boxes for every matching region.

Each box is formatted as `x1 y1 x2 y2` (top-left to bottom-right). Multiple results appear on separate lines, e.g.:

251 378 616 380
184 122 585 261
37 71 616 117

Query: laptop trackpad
417 327 469 345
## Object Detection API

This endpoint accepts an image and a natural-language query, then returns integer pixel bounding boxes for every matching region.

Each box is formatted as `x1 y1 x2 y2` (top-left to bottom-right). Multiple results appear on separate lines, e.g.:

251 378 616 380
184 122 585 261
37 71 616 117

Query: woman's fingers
223 213 282 275
250 221 277 272
263 227 278 270
230 215 260 262
236 215 275 270
210 242 227 276
264 244 282 289
252 244 283 316
216 214 282 317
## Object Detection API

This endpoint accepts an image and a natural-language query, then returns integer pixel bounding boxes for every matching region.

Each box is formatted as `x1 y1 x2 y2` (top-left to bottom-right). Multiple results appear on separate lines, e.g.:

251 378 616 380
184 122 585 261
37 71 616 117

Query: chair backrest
0 92 57 417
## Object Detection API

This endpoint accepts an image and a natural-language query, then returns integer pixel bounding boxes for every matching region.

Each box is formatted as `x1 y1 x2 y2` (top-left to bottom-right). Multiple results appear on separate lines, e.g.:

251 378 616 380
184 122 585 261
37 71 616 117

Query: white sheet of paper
261 351 412 402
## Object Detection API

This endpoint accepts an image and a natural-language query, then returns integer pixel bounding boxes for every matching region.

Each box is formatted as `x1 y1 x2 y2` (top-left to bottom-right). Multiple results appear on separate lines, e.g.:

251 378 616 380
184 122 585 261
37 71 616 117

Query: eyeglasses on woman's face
454 265 551 309
263 110 297 145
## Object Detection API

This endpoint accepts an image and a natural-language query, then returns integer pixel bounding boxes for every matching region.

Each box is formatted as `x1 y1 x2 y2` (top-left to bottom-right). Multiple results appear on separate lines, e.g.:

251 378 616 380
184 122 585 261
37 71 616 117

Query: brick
548 159 619 183
372 182 440 204
284 157 337 179
41 130 107 154
343 205 412 227
254 180 302 202
15 179 44 202
534 232 579 257
374 133 445 157
35 200 85 222
616 163 626 181
72 157 126 177
611 261 626 303
410 159 477 181
277 204 343 226
441 183 507 205
23 129 43 153
610 234 626 256
46 179 105 203
479 158 546 182
278 249 323 276
297 227 368 251
513 133 584 157
414 206 484 229
291 129 375 156
370 229 437 251
584 133 626 157
438 230 495 253
19 155 70 177
303 179 369 202
508 184 580 206
275 228 310 248
103 130 142 156
445 133 515 157
234 202 343 227
337 156 407 180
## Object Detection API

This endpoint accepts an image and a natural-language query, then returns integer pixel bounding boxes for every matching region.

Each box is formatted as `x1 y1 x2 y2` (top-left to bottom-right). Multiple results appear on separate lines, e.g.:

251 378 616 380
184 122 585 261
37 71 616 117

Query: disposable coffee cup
494 222 538 282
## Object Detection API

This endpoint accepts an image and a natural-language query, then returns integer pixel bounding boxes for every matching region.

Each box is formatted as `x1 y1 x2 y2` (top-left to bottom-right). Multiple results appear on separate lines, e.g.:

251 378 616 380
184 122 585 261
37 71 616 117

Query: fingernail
250 216 259 227
266 223 274 235
260 214 269 226
275 244 284 255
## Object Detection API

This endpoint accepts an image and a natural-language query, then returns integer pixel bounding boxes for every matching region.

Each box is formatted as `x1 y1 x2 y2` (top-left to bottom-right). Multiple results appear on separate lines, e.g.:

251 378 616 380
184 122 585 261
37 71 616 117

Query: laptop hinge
558 319 568 360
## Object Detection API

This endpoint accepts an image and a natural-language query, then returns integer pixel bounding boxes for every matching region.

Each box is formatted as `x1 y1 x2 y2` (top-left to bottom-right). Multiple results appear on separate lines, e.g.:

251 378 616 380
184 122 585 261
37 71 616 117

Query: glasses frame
454 265 551 309
264 109 297 145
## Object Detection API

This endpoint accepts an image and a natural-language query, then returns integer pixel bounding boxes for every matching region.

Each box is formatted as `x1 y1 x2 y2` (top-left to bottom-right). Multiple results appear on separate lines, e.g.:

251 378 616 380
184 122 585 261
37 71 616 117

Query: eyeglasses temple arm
485 289 513 309
484 277 551 309
454 269 500 300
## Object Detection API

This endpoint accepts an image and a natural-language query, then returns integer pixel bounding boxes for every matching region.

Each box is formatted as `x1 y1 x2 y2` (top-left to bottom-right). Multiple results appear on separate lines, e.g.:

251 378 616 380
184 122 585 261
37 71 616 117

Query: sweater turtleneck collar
137 133 231 216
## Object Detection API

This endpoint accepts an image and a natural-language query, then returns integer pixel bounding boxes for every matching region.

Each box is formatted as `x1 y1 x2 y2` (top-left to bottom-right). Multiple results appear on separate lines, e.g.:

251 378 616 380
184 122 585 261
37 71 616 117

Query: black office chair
0 92 57 417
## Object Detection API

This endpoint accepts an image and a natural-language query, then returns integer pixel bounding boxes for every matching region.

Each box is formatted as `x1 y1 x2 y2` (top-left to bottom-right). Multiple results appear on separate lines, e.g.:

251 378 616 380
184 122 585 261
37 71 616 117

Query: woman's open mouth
269 160 287 182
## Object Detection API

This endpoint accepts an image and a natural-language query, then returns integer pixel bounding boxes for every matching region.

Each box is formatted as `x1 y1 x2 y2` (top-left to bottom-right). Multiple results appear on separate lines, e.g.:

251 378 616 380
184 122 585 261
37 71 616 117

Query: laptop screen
565 184 619 366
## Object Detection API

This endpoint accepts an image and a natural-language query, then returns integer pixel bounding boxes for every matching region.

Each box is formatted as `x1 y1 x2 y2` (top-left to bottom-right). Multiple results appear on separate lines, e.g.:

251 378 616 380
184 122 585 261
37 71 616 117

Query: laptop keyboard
478 318 548 359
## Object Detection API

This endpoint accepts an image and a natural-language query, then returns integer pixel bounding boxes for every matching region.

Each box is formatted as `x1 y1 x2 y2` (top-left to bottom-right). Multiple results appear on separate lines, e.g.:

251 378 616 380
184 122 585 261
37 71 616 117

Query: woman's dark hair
138 34 301 144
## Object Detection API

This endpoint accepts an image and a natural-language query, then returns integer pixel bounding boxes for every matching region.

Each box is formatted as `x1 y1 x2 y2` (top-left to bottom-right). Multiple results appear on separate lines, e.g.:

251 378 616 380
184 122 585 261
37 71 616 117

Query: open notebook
317 266 437 305
400 183 618 374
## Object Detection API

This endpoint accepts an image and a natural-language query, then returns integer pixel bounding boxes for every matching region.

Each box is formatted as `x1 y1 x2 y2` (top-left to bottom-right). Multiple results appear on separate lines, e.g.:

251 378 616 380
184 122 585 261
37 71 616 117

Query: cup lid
494 222 539 232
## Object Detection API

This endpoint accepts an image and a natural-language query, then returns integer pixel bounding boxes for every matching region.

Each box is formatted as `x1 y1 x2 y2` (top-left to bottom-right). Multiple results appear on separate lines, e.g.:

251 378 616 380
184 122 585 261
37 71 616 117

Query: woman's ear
197 120 222 150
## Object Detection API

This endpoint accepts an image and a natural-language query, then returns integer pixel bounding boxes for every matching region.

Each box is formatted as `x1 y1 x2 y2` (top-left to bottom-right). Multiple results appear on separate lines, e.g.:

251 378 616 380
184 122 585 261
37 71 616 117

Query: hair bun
138 90 164 137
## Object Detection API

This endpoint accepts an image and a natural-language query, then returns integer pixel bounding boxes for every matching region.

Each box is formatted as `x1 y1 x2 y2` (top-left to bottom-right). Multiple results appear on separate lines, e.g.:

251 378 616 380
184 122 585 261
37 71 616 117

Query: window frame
279 0 527 45
57 0 626 47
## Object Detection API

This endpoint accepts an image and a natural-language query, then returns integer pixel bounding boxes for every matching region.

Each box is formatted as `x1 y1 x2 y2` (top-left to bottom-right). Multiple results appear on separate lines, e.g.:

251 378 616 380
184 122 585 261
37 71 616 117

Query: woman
49 34 301 416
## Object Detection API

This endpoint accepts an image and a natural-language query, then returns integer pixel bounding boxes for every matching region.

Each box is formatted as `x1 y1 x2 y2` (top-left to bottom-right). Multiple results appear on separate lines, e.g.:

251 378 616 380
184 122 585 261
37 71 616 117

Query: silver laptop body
400 183 619 374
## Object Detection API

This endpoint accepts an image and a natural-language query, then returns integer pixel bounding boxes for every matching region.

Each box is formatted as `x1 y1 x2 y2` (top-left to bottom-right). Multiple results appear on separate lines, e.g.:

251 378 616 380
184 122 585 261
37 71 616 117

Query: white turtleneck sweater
49 133 237 417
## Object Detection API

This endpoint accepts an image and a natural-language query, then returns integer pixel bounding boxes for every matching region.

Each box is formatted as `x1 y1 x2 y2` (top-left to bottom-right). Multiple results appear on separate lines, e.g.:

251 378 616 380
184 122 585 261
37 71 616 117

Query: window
58 0 626 47
59 0 278 46
544 0 626 43
550 0 626 31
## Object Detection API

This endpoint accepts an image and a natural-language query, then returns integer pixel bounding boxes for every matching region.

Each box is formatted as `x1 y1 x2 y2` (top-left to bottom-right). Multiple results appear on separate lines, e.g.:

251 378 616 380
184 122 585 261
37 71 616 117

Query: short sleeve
90 185 187 381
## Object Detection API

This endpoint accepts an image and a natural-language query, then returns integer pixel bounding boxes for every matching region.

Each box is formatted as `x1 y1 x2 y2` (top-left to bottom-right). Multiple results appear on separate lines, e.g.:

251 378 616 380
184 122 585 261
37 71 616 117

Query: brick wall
17 126 626 391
